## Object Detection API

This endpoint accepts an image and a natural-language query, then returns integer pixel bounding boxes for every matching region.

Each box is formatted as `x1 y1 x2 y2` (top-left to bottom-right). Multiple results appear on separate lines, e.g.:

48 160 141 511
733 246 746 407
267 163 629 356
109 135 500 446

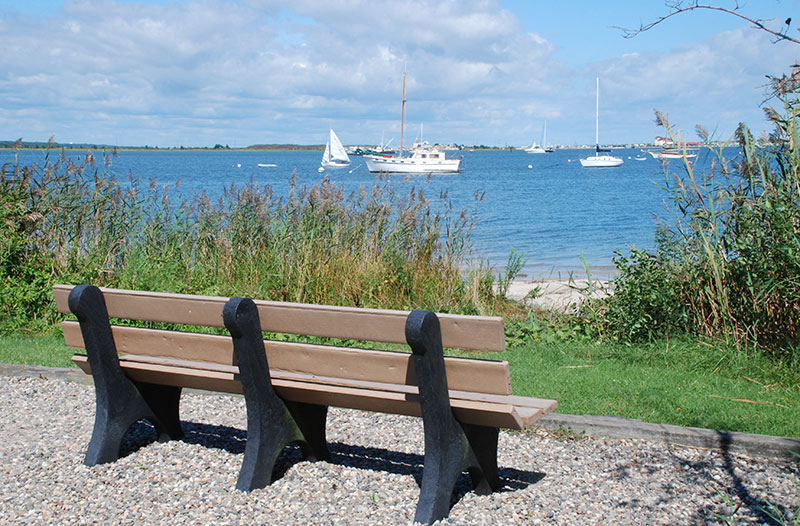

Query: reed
0 147 497 333
600 98 800 360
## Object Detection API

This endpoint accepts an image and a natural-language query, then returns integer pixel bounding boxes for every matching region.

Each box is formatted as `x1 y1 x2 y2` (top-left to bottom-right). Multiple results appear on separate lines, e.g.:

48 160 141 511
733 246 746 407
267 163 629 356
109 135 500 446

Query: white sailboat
580 78 623 168
363 73 462 174
320 129 351 170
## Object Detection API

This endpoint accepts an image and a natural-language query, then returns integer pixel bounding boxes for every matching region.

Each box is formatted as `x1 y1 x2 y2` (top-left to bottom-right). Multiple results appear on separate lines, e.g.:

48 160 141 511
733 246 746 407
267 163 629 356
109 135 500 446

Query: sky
1 0 798 148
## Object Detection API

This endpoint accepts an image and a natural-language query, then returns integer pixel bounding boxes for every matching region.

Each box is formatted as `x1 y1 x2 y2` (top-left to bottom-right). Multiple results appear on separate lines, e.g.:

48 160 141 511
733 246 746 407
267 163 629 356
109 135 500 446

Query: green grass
0 333 77 368
3 332 797 438
462 337 800 438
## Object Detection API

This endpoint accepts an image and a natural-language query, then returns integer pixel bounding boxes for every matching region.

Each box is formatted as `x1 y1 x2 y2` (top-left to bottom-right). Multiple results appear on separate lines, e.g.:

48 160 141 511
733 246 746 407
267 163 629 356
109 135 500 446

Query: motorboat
364 146 461 173
526 121 553 153
524 142 546 154
363 72 462 174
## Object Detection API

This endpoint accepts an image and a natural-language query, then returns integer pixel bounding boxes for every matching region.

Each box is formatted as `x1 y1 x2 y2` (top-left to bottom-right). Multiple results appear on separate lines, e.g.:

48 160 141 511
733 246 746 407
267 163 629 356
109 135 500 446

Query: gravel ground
0 375 797 525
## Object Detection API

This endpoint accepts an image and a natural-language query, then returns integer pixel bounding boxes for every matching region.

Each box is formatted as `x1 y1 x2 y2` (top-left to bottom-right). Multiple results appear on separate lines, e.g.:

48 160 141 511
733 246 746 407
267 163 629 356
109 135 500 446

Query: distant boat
633 155 647 161
580 78 623 168
363 72 462 174
349 134 396 156
257 163 276 167
648 149 697 160
320 129 351 170
525 121 547 153
524 141 546 154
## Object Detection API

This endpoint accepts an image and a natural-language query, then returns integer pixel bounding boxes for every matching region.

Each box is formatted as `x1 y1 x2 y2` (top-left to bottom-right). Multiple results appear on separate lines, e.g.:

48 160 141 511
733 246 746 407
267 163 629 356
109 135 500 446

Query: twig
707 394 790 409
613 2 800 46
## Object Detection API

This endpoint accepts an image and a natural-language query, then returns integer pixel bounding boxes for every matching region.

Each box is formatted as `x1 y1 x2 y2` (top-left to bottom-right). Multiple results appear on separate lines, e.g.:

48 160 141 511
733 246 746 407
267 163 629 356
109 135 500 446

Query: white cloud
0 0 796 146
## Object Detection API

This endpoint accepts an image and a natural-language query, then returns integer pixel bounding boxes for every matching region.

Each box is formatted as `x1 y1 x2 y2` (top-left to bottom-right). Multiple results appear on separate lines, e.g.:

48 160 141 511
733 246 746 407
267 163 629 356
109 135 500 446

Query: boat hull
320 161 351 169
363 155 462 173
580 155 623 168
649 150 697 160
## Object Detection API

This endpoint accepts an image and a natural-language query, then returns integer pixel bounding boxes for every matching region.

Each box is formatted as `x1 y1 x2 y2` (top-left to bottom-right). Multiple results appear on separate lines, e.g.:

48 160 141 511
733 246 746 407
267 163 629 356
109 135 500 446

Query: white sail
320 129 351 169
322 141 331 164
328 129 350 163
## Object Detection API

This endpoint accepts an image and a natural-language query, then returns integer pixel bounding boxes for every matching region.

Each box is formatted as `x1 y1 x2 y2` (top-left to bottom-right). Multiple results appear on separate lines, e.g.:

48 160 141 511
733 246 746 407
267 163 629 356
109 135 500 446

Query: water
3 147 728 279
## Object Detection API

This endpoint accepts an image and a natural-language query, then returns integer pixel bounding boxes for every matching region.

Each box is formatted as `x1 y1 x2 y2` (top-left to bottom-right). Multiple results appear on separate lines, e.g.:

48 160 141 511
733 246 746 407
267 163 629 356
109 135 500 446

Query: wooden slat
71 355 545 430
53 284 505 351
62 321 512 396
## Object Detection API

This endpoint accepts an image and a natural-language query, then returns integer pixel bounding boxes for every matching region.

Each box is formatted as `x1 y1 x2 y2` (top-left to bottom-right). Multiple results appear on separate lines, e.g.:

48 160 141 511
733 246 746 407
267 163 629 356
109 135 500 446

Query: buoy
318 167 324 173
237 163 241 167
527 165 533 169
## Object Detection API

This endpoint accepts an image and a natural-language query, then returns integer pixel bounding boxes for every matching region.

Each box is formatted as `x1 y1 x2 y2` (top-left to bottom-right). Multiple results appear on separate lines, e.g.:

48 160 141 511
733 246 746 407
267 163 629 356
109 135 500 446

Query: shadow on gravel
329 441 545 493
682 432 794 525
118 419 546 504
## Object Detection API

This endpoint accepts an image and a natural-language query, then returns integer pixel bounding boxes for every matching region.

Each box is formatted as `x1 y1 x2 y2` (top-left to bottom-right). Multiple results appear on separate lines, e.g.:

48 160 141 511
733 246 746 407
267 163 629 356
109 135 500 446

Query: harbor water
5 147 731 279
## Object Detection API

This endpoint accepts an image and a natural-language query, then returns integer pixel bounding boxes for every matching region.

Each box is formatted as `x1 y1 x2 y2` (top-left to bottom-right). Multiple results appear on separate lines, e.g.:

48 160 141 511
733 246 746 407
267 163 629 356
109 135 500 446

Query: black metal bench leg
68 285 184 466
406 309 500 524
224 297 329 491
462 423 500 494
134 381 185 441
285 401 331 462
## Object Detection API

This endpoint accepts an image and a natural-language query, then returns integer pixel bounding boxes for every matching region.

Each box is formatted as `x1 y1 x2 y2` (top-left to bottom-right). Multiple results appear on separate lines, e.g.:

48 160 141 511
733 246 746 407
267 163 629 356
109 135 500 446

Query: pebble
0 376 797 525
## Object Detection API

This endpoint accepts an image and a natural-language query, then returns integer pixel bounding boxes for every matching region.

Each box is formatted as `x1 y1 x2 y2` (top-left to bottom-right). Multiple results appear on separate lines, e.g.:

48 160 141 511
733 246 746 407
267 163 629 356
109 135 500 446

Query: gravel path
0 375 797 525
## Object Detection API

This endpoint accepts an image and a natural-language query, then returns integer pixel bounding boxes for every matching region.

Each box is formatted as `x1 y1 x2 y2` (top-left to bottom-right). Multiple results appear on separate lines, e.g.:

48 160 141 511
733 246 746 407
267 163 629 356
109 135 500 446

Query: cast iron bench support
68 285 184 465
223 297 331 491
405 309 501 524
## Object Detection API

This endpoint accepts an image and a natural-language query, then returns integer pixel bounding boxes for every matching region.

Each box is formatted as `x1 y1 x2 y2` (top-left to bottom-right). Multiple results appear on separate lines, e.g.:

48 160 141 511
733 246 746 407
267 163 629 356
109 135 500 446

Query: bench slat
62 321 512 396
71 355 553 430
54 285 505 352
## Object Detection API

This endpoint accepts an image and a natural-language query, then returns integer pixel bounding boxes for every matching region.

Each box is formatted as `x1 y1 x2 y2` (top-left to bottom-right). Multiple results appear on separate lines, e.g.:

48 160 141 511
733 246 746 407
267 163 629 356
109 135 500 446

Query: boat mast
400 71 406 158
595 77 600 154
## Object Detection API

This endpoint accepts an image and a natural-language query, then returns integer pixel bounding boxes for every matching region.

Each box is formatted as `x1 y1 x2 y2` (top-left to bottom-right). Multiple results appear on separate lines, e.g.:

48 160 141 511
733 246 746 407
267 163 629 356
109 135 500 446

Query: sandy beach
503 278 611 313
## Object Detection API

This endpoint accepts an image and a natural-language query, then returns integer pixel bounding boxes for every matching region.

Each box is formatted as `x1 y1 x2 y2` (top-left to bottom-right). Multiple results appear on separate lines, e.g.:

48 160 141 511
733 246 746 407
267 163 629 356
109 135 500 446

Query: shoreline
504 278 611 312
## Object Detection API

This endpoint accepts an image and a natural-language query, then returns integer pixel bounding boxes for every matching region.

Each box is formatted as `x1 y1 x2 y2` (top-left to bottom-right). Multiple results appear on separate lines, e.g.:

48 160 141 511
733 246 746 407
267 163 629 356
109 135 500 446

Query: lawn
2 331 797 438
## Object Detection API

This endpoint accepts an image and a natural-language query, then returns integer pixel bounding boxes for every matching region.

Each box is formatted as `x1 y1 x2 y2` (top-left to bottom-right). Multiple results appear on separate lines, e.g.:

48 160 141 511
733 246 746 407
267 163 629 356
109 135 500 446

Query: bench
54 284 557 524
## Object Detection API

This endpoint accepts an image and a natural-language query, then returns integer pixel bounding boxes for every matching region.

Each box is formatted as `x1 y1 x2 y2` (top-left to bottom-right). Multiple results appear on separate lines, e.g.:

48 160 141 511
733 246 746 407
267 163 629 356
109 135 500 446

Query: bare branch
613 1 800 46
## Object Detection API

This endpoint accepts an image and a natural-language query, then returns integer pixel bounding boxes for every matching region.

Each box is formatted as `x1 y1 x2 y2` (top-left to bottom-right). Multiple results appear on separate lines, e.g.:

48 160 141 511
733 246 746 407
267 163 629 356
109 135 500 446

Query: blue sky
1 0 798 147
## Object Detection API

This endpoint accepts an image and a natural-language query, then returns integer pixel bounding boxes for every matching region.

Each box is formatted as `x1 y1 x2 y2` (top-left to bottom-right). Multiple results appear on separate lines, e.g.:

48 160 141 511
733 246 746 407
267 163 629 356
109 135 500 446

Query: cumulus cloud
0 0 796 146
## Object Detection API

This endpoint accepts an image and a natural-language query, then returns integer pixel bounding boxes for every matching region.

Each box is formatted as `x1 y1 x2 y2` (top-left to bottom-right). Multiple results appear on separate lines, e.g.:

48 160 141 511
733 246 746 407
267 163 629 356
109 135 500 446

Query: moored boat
363 72 462 174
364 147 462 173
580 78 623 168
648 149 697 160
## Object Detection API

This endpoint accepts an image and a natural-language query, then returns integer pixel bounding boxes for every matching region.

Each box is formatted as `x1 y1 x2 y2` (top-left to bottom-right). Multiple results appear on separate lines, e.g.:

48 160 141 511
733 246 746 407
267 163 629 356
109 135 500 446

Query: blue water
3 147 728 279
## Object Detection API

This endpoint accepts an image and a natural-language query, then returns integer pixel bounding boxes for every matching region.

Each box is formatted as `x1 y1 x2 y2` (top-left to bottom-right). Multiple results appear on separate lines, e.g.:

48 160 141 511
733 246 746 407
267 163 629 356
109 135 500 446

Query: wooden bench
54 284 557 524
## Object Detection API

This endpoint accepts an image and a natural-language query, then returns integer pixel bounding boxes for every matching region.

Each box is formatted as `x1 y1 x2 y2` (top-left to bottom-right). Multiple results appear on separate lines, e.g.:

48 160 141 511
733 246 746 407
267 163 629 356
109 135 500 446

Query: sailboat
580 78 623 168
320 129 351 170
363 73 462 174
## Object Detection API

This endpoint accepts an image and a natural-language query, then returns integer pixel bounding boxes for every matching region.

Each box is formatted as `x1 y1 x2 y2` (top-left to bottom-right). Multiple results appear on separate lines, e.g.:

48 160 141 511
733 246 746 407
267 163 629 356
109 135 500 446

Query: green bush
601 95 800 360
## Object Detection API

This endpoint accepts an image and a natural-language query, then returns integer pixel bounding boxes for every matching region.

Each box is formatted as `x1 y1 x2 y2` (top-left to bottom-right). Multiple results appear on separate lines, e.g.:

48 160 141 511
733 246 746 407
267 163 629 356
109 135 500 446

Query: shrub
601 94 800 360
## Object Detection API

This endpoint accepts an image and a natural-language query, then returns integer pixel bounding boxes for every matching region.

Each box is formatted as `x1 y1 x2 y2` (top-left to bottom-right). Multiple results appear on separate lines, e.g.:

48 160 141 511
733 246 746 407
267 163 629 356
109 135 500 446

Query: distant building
655 136 700 147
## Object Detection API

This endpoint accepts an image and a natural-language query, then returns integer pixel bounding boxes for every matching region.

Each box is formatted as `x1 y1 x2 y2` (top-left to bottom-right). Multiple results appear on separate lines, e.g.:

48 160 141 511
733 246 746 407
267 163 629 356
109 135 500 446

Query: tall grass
0 144 498 334
600 96 800 361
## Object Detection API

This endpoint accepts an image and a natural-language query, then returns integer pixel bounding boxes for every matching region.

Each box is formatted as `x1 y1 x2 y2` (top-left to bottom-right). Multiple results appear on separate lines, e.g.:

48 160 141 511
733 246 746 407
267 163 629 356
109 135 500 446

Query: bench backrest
54 285 512 396
53 285 505 351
